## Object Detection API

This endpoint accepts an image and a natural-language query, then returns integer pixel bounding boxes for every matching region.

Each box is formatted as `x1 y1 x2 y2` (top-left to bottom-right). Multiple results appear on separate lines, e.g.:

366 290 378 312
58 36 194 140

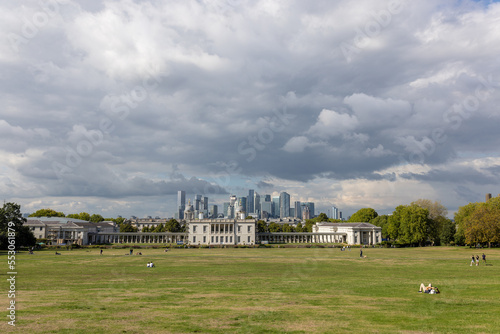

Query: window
237 236 241 243
238 225 241 233
247 236 251 243
230 225 233 233
203 236 206 243
216 236 218 243
193 225 197 233
247 225 251 233
193 236 196 243
203 226 207 233
230 236 233 243
39 227 43 231
211 236 214 243
225 236 228 243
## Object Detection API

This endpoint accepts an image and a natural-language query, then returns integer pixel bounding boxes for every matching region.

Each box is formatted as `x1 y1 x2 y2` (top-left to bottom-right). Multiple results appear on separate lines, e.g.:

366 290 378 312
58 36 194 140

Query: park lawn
1 246 499 333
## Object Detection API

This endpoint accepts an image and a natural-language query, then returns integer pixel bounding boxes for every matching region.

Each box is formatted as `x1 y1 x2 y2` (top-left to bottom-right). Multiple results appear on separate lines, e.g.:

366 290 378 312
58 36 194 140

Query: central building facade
187 218 257 245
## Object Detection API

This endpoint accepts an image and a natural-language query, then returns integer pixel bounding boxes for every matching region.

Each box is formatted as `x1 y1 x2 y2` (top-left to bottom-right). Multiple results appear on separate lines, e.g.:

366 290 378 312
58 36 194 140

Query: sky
1 0 500 219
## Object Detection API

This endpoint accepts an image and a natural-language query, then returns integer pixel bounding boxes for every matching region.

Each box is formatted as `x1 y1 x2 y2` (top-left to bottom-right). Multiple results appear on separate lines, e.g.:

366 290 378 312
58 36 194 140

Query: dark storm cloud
1 0 500 216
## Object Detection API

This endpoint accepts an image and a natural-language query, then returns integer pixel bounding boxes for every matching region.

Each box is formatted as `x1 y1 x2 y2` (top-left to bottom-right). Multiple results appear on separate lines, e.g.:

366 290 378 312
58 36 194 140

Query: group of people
470 253 486 266
146 262 155 267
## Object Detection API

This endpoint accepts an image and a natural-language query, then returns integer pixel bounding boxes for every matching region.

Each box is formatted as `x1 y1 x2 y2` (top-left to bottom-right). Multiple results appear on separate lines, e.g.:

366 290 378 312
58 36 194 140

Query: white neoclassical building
187 218 257 245
312 222 382 245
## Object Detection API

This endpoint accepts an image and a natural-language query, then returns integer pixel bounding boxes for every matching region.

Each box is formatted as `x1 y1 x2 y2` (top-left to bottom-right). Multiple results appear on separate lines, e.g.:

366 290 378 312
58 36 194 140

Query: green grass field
2 246 499 333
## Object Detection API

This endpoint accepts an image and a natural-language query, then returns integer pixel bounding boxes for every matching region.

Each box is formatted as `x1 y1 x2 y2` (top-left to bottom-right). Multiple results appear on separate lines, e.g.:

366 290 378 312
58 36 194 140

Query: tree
316 213 329 222
412 199 449 244
454 202 479 245
120 223 138 232
268 222 282 232
165 219 182 232
1 202 36 249
282 223 295 232
153 223 165 233
142 226 150 232
349 208 378 222
257 220 268 233
90 214 104 223
295 222 304 232
397 205 430 246
440 218 456 245
369 215 389 238
463 198 500 247
29 208 65 217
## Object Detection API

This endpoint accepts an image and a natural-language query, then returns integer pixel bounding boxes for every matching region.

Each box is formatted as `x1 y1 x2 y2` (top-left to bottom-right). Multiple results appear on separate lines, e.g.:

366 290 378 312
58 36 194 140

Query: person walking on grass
482 253 486 264
470 255 475 266
476 255 480 266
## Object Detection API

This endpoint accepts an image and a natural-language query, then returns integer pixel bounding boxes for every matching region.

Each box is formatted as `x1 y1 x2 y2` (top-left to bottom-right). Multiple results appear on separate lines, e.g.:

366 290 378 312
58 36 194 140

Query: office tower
280 192 290 218
177 190 186 220
264 194 271 202
247 189 254 215
332 206 339 220
254 193 261 215
223 202 230 218
194 194 202 211
272 196 280 218
302 205 310 220
209 205 218 218
289 208 294 217
238 197 247 214
302 202 315 218
203 196 208 210
339 211 343 220
294 201 301 218
261 201 272 218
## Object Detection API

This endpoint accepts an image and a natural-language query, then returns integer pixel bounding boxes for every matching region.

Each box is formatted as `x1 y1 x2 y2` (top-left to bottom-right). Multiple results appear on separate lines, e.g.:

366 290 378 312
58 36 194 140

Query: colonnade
92 232 188 244
258 233 347 244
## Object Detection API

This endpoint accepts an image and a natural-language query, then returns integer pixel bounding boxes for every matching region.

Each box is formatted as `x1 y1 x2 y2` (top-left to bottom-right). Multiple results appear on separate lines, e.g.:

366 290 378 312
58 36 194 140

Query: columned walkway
90 232 188 244
257 232 347 244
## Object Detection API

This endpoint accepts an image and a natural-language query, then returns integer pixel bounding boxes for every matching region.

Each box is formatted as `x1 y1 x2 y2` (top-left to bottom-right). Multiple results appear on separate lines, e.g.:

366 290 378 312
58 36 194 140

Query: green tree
257 220 268 233
1 202 36 249
295 222 304 232
268 222 282 232
165 219 182 232
396 205 430 246
454 202 478 245
412 199 448 244
282 223 295 232
66 214 80 219
464 198 500 247
29 208 65 217
90 214 104 223
440 218 456 245
153 223 165 233
349 208 378 222
120 223 138 232
369 215 389 238
316 213 329 221
142 226 150 232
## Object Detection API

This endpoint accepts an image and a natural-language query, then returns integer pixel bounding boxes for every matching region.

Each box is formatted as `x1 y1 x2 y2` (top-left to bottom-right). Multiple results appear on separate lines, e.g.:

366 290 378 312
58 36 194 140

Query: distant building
294 201 301 218
177 190 186 220
312 222 382 245
280 192 290 218
187 218 256 245
332 206 339 220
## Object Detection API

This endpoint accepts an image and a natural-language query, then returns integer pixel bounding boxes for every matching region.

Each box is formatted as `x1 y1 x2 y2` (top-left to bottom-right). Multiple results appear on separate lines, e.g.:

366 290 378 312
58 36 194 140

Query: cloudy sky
1 0 500 219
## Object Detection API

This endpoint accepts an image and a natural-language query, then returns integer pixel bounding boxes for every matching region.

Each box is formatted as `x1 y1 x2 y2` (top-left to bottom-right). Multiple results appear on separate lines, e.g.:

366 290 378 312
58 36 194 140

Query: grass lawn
1 246 499 333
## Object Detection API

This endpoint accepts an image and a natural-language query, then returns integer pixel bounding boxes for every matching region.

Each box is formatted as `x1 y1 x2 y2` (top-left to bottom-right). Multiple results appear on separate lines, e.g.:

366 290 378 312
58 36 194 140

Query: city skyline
2 1 500 220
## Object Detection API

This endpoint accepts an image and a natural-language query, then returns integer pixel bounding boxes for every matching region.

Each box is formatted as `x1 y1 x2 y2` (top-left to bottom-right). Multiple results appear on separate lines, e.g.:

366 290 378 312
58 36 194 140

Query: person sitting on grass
419 283 440 294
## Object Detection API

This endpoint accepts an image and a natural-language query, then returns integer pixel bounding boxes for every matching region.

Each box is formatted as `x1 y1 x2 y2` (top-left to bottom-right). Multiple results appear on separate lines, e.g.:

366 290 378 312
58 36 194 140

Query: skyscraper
294 201 301 218
279 192 290 218
332 206 339 220
302 202 315 218
247 189 254 215
177 190 186 220
272 196 279 218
